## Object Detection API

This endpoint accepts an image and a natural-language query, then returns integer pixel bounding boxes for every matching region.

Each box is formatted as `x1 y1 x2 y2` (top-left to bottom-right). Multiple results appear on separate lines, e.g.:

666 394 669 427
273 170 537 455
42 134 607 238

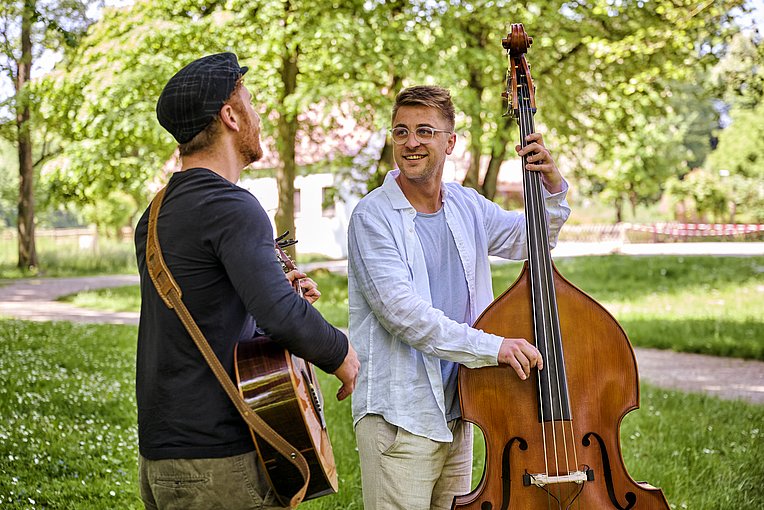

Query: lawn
61 255 764 360
0 236 137 279
3 254 763 508
0 320 762 509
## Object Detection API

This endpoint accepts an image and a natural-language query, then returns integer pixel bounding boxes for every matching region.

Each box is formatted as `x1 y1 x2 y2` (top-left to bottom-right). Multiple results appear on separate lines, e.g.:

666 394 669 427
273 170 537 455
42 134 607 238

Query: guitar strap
146 186 309 509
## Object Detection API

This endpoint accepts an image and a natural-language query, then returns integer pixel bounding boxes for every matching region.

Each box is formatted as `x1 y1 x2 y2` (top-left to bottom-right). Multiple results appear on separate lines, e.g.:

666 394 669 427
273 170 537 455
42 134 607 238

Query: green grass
490 255 764 360
58 285 141 313
61 255 764 360
1 319 762 509
0 321 140 508
0 236 137 279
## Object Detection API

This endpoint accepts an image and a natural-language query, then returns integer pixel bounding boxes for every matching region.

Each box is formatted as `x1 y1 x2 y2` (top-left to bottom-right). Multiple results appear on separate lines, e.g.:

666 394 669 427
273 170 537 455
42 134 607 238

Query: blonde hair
392 85 455 130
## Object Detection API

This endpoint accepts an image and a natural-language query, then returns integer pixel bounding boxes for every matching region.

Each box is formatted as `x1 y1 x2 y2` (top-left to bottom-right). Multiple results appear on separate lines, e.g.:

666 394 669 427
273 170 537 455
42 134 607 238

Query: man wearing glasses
347 85 570 509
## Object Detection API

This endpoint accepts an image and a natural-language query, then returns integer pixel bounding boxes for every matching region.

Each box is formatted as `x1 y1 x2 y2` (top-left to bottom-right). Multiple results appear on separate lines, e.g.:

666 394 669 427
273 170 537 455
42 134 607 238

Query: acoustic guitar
234 234 338 505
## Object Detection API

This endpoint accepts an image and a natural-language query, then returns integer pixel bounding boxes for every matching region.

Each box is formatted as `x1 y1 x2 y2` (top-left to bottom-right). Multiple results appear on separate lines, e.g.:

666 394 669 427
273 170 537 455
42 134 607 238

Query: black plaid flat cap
156 52 249 144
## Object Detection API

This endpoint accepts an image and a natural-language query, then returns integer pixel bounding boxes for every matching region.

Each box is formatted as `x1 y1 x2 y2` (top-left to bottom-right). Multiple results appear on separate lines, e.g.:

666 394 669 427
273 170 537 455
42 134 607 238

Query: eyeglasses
390 126 452 145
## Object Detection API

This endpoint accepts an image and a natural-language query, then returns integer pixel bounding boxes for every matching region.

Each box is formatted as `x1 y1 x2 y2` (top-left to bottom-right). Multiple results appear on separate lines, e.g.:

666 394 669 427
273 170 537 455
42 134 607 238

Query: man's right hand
498 338 543 381
333 343 360 401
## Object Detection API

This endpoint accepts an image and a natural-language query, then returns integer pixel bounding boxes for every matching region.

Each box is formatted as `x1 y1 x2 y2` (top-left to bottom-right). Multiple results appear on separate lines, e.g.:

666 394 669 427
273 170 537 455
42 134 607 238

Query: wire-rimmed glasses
390 126 452 145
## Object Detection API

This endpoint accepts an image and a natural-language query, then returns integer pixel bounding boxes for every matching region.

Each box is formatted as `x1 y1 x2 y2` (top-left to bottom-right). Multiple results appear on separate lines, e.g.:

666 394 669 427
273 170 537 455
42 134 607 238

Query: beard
236 110 263 165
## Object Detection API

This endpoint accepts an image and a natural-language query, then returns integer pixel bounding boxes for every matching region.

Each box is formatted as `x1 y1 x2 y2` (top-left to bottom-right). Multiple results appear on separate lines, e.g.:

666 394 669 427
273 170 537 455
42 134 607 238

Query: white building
240 173 360 259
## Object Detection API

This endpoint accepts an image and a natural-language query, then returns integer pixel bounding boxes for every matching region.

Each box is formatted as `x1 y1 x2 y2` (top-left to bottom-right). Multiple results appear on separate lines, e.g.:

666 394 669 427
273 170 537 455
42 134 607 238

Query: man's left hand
285 270 321 304
516 132 564 194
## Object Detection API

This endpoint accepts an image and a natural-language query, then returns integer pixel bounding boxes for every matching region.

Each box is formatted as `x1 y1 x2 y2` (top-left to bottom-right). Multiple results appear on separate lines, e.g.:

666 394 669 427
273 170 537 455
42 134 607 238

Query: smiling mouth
403 154 426 160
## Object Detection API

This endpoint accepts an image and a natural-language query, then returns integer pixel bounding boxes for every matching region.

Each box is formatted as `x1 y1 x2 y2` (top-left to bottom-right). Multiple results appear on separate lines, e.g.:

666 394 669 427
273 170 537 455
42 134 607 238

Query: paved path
1 243 763 405
0 274 140 325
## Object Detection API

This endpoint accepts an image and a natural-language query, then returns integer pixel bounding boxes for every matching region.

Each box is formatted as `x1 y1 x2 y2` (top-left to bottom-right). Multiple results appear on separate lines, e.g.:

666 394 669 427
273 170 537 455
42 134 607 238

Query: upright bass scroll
452 24 671 510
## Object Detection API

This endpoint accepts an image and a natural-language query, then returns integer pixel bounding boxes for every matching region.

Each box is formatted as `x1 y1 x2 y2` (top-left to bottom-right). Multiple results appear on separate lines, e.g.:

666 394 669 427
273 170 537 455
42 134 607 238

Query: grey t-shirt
415 207 470 421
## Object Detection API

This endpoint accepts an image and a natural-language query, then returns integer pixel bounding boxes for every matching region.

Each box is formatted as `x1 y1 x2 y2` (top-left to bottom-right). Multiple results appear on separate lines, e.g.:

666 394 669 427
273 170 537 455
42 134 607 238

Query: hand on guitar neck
285 269 321 304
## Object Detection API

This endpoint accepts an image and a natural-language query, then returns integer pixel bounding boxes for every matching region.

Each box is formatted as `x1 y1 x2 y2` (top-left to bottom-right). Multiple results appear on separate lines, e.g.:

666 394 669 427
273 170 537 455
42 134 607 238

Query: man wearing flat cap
134 53 359 509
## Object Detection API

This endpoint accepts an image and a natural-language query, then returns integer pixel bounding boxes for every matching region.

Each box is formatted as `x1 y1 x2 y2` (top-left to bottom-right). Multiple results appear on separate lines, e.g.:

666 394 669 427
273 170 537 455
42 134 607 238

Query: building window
322 187 337 218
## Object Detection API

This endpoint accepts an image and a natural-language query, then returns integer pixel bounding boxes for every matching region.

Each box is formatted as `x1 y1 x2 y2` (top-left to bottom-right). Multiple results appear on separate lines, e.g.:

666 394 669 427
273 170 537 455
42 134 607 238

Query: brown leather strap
146 187 309 508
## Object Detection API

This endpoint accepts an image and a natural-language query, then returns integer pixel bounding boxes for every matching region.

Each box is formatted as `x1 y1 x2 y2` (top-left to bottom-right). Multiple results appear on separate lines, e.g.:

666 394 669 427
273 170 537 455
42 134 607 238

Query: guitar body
235 335 338 505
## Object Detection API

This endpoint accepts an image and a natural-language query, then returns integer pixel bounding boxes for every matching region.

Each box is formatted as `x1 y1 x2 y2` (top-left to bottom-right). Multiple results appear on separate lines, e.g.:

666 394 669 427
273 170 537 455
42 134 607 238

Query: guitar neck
275 242 302 296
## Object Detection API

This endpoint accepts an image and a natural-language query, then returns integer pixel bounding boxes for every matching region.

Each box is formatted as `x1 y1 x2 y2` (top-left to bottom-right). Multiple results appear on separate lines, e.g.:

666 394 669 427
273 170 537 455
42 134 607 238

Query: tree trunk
16 0 37 270
629 191 638 219
614 196 623 224
461 74 484 192
482 115 514 201
275 42 299 258
369 74 402 193
368 138 394 192
463 140 483 193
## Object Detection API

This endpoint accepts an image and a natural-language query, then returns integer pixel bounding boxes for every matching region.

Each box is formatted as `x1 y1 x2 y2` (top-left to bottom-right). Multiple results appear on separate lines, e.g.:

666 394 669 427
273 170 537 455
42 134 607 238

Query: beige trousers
355 414 473 510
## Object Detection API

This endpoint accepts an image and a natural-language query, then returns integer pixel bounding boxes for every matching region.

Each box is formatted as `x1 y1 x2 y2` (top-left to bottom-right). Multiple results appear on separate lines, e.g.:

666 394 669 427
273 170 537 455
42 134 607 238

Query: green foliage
667 29 764 223
541 0 745 220
13 0 759 238
0 139 18 227
35 0 235 227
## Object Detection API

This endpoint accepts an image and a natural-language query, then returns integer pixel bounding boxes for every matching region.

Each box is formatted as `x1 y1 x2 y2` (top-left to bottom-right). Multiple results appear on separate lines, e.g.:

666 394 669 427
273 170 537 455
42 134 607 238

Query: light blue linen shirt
347 170 571 442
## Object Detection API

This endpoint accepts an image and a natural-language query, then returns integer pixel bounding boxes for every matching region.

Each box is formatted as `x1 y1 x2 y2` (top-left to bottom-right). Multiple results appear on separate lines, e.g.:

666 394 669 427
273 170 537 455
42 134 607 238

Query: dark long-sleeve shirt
134 168 348 460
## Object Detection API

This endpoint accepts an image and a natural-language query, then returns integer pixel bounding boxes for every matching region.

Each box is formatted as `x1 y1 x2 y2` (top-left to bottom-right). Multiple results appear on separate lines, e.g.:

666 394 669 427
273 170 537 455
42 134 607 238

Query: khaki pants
139 451 286 510
355 414 473 510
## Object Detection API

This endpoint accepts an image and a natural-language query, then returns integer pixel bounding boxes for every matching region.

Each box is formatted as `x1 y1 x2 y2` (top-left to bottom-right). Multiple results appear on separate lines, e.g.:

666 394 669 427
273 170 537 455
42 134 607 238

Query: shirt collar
381 169 450 210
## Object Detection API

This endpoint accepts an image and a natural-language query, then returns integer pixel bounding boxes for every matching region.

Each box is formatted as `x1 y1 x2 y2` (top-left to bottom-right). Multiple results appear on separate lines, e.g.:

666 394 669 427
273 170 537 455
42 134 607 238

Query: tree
433 0 745 216
229 0 431 244
41 0 434 252
704 30 764 222
37 1 233 235
546 0 745 221
0 0 91 270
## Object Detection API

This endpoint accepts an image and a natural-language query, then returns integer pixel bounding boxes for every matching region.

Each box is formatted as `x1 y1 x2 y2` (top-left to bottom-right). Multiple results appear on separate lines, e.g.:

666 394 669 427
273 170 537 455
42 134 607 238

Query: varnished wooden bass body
454 263 670 509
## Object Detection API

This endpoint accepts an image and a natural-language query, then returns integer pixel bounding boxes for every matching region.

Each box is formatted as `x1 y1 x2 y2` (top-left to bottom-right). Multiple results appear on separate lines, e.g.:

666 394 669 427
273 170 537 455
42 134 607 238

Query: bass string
515 56 580 487
512 54 551 487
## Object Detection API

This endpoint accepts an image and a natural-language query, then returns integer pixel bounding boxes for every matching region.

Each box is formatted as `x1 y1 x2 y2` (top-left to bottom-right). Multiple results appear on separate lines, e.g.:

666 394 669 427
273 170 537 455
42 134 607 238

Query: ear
445 132 456 155
219 103 240 132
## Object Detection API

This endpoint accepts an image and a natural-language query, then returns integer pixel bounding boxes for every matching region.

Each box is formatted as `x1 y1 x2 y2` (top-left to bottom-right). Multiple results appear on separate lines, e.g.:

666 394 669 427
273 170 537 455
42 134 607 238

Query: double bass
453 25 670 510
